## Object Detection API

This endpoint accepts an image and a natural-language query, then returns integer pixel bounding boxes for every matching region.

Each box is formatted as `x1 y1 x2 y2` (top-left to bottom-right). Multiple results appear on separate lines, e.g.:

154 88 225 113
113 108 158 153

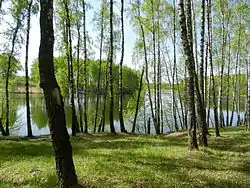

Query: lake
3 92 246 136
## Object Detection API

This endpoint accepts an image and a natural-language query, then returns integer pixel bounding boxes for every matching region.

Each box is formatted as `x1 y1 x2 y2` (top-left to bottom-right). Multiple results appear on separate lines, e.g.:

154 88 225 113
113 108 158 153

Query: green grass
0 126 249 188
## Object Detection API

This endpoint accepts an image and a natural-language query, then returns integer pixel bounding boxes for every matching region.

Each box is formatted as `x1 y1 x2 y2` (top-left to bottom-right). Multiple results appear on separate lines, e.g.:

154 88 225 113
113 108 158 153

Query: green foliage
175 74 247 99
0 53 23 93
30 57 141 97
0 93 19 127
213 74 247 96
30 59 40 86
10 0 27 19
0 127 249 187
92 0 120 52
0 53 22 79
212 0 249 69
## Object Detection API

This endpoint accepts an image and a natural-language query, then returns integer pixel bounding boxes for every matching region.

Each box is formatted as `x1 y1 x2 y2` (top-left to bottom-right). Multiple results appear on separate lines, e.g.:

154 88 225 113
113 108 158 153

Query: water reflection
9 93 142 136
4 92 246 136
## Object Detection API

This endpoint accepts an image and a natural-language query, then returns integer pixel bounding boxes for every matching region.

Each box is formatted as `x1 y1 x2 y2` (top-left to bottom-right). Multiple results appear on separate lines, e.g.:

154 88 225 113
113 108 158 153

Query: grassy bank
0 127 249 187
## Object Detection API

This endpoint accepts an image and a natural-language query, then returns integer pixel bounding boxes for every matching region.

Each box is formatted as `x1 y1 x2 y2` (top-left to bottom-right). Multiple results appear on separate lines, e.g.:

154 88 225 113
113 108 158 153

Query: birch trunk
119 0 126 133
94 0 104 133
82 0 88 133
25 0 33 137
109 0 115 133
178 0 198 149
207 0 220 136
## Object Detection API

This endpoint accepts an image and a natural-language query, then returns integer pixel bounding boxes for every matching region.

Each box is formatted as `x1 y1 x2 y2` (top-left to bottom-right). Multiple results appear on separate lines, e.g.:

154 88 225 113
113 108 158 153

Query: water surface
5 92 246 136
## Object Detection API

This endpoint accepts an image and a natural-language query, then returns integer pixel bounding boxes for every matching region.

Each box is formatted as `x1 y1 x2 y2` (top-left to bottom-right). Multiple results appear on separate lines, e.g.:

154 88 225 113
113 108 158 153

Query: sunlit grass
0 126 249 187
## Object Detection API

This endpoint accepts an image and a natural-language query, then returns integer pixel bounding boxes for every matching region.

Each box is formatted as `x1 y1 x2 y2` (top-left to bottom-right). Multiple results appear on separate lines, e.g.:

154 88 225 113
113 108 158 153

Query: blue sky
0 0 137 75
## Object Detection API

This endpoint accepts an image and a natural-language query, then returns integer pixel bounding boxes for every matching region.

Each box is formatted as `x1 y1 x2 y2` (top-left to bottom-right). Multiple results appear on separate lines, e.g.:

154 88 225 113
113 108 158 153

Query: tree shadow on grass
0 131 249 187
72 134 187 151
76 149 250 187
0 129 248 160
0 141 53 160
0 173 98 188
172 170 250 188
207 134 250 153
0 135 51 141
73 139 186 152
27 175 94 188
153 153 249 187
0 135 187 168
232 159 250 175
